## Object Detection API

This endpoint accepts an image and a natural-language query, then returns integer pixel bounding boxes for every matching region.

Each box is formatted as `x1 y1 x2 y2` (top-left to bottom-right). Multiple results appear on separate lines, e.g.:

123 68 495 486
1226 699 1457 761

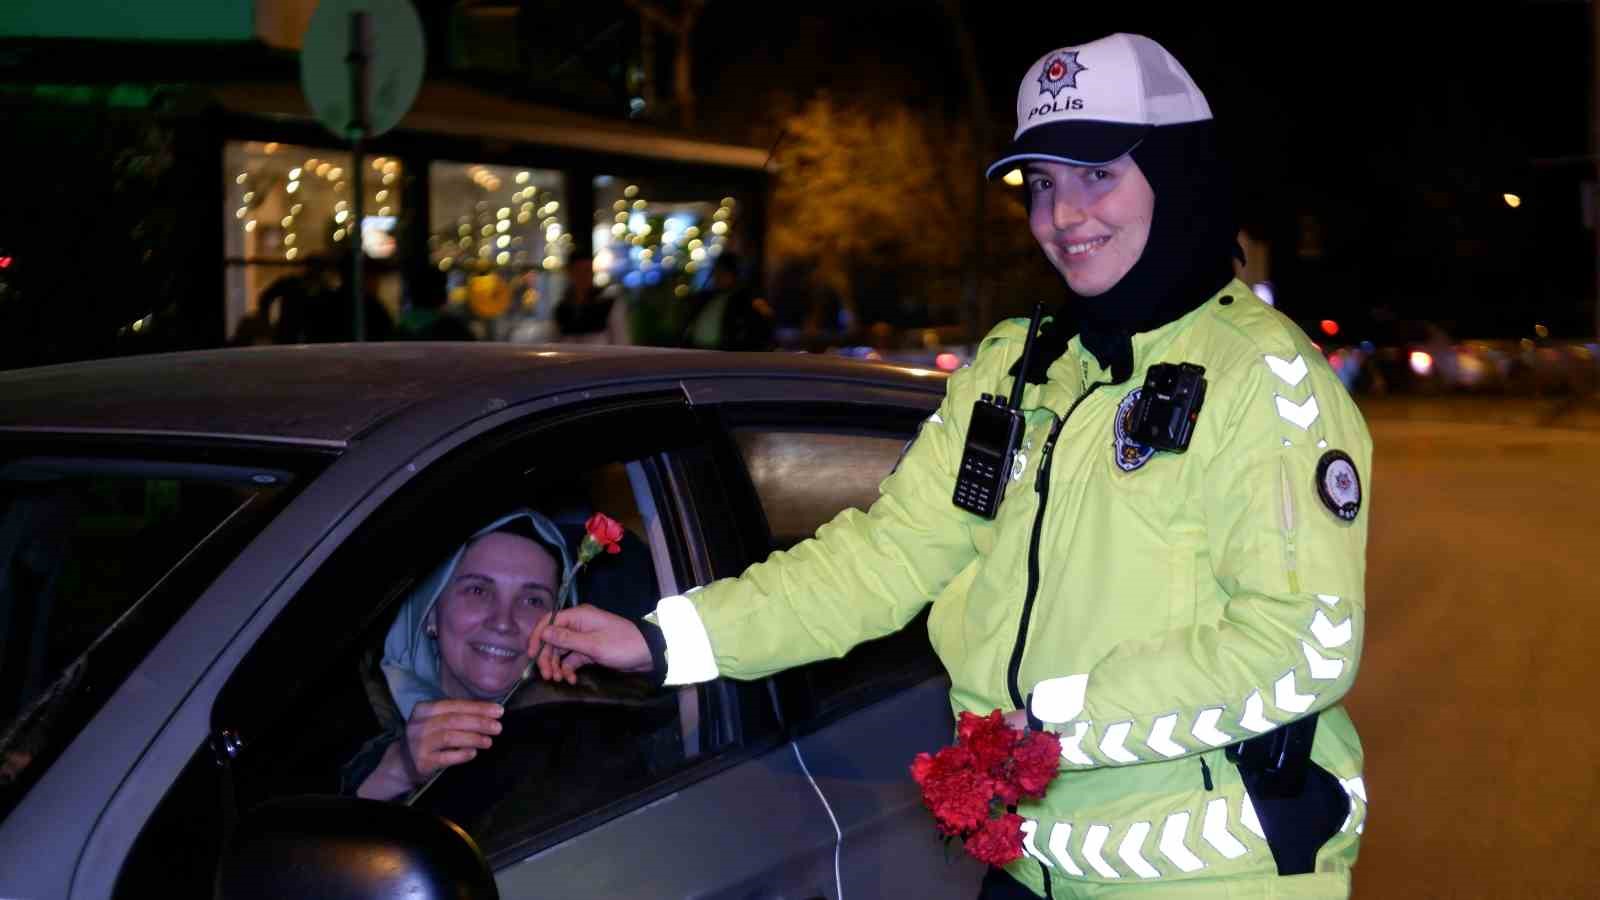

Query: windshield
0 450 310 822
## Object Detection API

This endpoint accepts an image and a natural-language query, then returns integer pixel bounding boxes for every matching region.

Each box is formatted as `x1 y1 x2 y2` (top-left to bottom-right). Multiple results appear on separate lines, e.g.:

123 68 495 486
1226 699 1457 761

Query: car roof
0 343 948 447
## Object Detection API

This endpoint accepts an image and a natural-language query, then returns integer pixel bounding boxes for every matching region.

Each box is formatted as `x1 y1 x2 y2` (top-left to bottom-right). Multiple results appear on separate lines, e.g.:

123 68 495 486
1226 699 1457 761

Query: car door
701 379 988 900
104 391 840 900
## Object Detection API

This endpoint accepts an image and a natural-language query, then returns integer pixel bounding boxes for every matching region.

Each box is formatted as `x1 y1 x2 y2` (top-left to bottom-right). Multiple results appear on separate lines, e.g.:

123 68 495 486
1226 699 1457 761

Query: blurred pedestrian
681 252 774 351
555 257 629 345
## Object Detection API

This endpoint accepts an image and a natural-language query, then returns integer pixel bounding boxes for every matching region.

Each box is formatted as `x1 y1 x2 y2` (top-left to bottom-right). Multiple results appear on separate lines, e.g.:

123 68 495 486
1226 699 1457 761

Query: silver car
0 343 986 899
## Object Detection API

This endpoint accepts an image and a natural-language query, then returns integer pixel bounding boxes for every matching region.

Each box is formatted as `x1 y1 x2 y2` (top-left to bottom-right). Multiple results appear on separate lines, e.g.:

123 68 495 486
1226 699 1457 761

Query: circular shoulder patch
1315 450 1362 522
1113 389 1155 472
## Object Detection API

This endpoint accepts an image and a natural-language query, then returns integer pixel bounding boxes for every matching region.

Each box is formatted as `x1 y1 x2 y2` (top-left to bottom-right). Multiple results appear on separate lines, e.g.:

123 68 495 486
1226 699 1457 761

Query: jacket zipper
1006 379 1110 710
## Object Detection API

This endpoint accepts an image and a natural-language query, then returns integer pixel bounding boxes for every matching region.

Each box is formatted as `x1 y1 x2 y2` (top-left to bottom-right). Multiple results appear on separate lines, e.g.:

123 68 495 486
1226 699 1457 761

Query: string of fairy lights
429 167 571 274
594 185 735 296
233 142 377 264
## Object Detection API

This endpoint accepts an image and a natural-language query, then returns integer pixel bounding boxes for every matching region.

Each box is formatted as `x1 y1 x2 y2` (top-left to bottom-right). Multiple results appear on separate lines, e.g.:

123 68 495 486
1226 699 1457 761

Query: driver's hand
402 699 503 782
528 604 651 684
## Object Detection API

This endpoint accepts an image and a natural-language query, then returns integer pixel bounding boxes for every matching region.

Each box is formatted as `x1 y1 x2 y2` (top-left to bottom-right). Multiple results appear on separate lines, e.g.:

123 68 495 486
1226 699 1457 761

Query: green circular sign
300 0 425 140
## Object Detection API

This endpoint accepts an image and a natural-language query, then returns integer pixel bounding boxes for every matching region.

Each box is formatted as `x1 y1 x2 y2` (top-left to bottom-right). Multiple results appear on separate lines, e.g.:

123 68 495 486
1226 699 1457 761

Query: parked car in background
0 343 982 899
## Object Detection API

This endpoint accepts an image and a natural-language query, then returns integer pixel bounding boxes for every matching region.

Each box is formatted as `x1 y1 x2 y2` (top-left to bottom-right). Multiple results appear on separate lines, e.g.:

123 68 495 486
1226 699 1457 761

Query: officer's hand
528 604 651 684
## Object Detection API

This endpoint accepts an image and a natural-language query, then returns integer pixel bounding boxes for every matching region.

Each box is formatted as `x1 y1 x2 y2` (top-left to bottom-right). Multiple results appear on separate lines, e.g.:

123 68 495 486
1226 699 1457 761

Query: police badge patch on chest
1113 388 1156 472
1315 449 1362 522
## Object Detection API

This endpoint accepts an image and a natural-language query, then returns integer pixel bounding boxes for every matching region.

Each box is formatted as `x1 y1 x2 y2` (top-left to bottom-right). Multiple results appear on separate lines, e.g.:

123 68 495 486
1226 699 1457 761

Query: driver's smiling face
431 532 559 700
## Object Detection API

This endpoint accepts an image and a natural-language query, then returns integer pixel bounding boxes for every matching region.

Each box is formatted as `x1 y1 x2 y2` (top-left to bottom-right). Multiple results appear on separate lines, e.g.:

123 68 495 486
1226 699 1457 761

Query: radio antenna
1009 302 1044 408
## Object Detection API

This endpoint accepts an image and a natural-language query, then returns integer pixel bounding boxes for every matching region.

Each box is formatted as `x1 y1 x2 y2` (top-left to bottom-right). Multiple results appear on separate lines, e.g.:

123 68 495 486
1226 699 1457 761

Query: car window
118 399 753 894
0 451 301 824
730 423 943 728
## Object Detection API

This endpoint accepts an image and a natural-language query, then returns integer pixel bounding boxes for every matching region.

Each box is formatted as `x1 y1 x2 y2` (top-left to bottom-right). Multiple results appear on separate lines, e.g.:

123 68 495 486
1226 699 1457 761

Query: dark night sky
693 1 1596 339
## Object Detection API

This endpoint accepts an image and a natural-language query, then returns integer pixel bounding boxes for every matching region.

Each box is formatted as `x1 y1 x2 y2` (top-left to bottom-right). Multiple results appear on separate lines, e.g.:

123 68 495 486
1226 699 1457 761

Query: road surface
1349 416 1599 898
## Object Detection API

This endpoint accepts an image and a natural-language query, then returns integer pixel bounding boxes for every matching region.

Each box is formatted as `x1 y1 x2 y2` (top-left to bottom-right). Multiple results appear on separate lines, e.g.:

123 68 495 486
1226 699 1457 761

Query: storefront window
591 176 750 347
222 141 405 344
428 162 568 343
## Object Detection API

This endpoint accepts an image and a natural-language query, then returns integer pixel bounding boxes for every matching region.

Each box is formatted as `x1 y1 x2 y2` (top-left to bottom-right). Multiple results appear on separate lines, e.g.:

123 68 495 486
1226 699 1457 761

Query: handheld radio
952 304 1042 519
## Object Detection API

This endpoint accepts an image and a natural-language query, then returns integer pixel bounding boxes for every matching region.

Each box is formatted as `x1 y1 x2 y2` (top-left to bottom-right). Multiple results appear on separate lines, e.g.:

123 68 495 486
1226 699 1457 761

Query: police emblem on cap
1113 388 1155 472
1037 51 1087 98
1315 450 1362 522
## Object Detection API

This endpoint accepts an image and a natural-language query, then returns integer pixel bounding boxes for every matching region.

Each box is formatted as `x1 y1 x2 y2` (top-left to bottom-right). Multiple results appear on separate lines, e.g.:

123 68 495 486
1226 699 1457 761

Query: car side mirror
214 795 499 900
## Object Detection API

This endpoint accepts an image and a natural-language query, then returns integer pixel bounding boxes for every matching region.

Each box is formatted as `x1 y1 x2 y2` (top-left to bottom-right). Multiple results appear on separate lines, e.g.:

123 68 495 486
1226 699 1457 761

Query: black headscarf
1012 120 1241 385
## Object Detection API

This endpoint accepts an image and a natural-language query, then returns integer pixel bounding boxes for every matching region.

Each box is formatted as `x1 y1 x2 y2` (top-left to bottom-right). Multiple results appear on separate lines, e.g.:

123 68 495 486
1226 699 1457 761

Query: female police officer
529 33 1370 899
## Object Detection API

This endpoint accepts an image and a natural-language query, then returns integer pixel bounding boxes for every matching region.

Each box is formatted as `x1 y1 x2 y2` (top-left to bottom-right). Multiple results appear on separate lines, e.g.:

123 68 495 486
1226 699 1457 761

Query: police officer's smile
1025 156 1155 297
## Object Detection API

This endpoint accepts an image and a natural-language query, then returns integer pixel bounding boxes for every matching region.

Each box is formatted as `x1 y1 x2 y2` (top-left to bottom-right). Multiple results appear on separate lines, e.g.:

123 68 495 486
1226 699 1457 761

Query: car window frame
185 392 796 873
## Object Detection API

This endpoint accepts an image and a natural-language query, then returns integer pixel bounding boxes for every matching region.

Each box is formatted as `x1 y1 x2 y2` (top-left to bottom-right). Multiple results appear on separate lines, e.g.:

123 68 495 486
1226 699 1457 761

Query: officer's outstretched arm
646 364 989 685
1028 351 1369 768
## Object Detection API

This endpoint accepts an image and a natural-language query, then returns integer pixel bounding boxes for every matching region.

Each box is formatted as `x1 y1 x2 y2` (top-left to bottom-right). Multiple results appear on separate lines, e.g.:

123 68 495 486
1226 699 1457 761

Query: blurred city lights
1503 193 1522 209
1408 350 1434 376
936 352 962 371
1319 319 1340 337
1002 169 1024 187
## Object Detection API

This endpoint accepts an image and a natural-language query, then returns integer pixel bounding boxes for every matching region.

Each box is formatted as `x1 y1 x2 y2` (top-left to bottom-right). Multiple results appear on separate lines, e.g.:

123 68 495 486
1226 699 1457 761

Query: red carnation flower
958 710 1017 777
584 513 625 555
1008 729 1062 799
912 708 1062 868
964 812 1026 867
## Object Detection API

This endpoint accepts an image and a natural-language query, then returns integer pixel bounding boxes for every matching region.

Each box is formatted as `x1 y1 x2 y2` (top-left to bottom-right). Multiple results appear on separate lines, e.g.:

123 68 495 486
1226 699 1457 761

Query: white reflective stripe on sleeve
1275 394 1320 430
1047 822 1085 877
1080 825 1120 879
655 594 720 685
1316 593 1341 606
1020 819 1053 869
1191 707 1232 747
1273 671 1316 714
1239 795 1267 840
1099 721 1139 763
1158 812 1205 873
1146 713 1186 758
1265 354 1309 387
1311 609 1353 649
1339 777 1368 832
1201 798 1248 859
1117 822 1160 879
1239 690 1275 733
1302 641 1345 680
1058 721 1093 766
1031 673 1088 723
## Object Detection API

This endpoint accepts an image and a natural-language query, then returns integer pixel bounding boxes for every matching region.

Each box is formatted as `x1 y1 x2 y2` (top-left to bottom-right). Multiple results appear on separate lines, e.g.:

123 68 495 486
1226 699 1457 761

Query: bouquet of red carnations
909 710 1062 866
